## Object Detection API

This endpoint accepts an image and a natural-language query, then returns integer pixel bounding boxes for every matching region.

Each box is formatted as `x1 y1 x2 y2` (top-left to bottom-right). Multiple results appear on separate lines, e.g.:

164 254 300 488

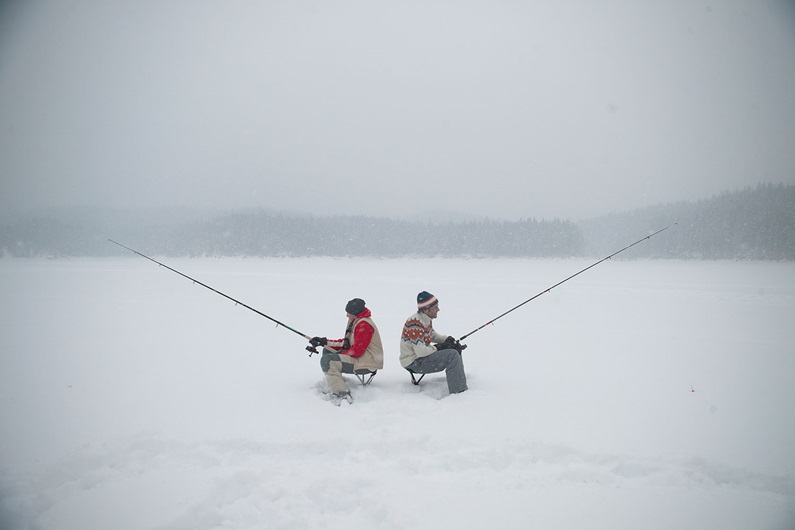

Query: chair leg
355 371 376 386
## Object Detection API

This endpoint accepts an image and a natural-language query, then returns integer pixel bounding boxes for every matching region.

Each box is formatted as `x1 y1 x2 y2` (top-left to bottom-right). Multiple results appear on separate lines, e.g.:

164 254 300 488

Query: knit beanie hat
345 298 366 316
417 291 438 310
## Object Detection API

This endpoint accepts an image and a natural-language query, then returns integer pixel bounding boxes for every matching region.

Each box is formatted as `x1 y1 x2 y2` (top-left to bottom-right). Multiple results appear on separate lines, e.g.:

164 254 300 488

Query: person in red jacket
310 298 384 404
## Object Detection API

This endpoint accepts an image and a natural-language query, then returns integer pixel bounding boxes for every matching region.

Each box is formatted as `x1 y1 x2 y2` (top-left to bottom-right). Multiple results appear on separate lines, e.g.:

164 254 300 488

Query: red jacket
327 308 374 358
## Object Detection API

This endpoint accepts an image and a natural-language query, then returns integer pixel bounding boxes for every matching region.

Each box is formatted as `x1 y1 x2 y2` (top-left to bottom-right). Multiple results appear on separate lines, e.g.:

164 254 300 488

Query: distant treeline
1 183 793 260
580 183 795 260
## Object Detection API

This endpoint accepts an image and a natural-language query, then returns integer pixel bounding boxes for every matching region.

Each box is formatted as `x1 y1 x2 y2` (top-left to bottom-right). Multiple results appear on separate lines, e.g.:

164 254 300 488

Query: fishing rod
458 225 673 341
108 239 321 354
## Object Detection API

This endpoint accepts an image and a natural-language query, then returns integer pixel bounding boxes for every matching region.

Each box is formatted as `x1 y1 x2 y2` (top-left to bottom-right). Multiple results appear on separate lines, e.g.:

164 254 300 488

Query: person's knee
320 353 335 373
440 348 461 366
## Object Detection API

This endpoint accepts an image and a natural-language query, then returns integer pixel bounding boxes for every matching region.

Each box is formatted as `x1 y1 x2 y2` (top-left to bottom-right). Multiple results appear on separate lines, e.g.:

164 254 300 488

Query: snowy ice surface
1 257 794 530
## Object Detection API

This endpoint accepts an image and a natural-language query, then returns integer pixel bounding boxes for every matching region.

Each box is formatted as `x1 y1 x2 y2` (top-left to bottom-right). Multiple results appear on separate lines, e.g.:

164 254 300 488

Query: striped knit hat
417 291 438 310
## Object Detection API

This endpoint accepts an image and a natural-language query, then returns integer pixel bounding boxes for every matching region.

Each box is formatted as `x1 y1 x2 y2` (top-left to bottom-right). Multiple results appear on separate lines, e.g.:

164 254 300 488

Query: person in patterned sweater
399 291 468 394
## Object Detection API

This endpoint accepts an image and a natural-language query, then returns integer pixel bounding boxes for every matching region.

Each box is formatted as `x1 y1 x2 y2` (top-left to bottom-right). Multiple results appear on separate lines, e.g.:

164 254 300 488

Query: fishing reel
306 335 331 357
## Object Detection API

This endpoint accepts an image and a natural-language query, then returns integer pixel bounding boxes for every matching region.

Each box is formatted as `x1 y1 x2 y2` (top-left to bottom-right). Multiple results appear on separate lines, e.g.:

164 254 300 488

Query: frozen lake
1 257 794 529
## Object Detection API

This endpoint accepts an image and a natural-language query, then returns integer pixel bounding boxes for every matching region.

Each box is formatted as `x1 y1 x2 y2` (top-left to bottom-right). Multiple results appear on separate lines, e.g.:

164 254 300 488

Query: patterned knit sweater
399 311 448 368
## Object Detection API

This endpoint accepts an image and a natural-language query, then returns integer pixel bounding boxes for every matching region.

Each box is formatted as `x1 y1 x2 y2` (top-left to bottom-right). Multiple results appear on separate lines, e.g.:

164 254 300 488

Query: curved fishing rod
109 240 315 347
458 225 673 341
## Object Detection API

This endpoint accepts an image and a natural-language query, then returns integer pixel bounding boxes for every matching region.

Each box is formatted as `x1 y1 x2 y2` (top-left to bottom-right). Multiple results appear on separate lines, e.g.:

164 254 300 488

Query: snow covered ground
1 256 794 529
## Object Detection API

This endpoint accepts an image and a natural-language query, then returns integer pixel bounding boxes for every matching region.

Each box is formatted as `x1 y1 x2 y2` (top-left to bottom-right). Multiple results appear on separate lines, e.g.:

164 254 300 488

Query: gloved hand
448 340 467 353
434 339 466 353
309 336 328 347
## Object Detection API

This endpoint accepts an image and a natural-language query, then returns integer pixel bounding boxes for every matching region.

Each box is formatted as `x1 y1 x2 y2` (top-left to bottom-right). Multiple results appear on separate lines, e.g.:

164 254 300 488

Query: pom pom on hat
345 298 366 315
417 291 438 310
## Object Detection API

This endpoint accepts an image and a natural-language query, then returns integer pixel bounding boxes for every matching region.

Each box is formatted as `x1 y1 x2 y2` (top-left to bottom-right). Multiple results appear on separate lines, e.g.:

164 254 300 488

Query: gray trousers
405 348 468 394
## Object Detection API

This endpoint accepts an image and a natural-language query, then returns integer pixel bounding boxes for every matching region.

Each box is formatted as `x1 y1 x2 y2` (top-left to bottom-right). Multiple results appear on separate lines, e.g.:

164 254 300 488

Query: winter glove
309 337 328 347
447 340 467 353
444 336 457 345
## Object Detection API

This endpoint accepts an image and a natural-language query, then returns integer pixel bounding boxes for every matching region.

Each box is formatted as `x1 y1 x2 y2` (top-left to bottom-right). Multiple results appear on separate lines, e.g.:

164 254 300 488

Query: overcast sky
1 1 794 221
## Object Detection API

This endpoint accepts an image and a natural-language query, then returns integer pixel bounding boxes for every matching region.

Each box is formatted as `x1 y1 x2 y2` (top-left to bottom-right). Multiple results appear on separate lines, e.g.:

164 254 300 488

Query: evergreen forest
2 183 793 260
